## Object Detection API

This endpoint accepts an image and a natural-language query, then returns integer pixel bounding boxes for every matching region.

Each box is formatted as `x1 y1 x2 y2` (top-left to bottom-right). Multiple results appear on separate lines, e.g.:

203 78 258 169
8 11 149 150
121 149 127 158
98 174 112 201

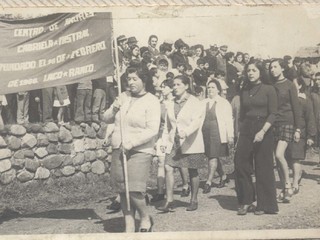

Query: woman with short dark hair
103 67 161 232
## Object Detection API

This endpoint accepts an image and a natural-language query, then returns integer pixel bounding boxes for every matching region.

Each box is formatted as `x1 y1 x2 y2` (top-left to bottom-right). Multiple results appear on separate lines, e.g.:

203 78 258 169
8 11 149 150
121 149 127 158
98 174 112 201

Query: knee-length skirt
111 149 152 193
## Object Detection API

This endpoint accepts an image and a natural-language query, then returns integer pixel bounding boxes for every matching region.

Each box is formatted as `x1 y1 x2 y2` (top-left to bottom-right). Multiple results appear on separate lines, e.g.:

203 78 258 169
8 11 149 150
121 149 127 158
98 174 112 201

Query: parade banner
0 12 114 94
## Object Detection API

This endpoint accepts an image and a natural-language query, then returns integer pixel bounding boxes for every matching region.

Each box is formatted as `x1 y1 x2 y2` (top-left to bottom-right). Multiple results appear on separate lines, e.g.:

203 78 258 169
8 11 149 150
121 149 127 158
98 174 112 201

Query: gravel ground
0 151 319 239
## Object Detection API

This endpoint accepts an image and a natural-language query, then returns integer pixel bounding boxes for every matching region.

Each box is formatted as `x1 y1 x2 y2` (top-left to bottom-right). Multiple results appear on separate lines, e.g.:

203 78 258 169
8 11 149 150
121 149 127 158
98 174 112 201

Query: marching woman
103 67 161 232
202 80 234 194
234 59 279 215
158 75 206 212
286 77 316 194
270 59 302 203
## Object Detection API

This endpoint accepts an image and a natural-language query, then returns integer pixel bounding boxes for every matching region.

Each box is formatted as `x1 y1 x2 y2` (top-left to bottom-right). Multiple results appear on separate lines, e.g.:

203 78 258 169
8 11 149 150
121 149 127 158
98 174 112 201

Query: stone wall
0 122 111 185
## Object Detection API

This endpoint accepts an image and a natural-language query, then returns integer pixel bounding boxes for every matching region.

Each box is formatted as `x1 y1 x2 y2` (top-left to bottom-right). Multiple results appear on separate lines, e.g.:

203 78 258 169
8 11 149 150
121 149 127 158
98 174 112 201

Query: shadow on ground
95 217 140 233
208 195 238 211
21 209 100 220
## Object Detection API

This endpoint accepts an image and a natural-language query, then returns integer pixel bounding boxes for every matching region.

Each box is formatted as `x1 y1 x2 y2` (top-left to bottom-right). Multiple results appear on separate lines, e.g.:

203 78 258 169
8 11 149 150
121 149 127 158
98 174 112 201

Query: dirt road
0 151 320 237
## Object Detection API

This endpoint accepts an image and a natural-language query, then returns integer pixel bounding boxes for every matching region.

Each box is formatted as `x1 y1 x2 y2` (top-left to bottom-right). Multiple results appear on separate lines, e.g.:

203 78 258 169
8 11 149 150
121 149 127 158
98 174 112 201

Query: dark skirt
202 114 228 158
286 138 306 161
111 149 152 193
274 124 295 142
165 143 207 169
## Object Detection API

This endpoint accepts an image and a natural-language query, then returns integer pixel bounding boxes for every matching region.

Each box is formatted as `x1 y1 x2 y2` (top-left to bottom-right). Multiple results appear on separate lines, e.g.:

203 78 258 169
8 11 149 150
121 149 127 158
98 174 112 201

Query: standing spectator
127 36 138 48
3 93 17 124
29 89 42 123
184 64 195 94
92 77 107 123
148 35 160 59
158 75 206 212
204 45 218 72
234 52 245 75
270 59 302 204
53 85 70 125
74 79 93 124
202 80 234 194
42 87 54 123
235 59 278 215
243 53 250 65
226 52 239 101
286 77 316 194
188 44 205 70
130 44 141 61
311 72 320 160
283 55 297 81
157 43 173 70
193 58 208 88
157 59 169 85
171 39 189 69
216 45 228 77
116 35 128 66
0 95 7 130
66 83 78 123
16 91 29 124
103 67 161 232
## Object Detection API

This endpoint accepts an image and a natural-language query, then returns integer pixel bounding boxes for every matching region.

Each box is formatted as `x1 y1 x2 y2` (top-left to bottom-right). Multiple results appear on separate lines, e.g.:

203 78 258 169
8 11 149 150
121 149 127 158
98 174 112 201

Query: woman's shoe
254 210 278 215
217 176 230 188
106 200 121 212
150 194 165 203
292 186 299 195
157 201 175 213
282 187 293 203
203 183 211 194
186 201 198 211
237 204 255 215
181 186 191 197
139 216 154 232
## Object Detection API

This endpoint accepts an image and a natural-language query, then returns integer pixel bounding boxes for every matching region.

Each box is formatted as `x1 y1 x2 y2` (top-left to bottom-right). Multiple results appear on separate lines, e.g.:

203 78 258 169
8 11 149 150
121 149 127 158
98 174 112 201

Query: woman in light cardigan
202 80 234 194
103 67 161 232
158 75 206 212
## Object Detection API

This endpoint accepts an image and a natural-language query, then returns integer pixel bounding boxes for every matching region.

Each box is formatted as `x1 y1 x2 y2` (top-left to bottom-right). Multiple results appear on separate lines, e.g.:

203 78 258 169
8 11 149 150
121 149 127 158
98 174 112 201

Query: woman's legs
157 156 165 194
165 164 175 202
120 193 136 232
275 140 292 202
129 192 152 231
57 107 64 123
275 140 291 188
292 160 302 191
179 167 189 190
206 158 218 185
189 168 199 203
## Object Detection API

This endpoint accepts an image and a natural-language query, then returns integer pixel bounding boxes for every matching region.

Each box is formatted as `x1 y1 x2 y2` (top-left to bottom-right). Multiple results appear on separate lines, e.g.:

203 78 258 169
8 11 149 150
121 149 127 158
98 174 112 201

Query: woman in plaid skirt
270 59 302 203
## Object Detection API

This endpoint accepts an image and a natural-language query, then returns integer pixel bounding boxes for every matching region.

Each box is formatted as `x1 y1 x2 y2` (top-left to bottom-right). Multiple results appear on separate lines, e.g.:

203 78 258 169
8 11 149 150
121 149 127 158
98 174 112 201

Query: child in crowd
16 91 29 124
53 85 70 125
157 59 169 85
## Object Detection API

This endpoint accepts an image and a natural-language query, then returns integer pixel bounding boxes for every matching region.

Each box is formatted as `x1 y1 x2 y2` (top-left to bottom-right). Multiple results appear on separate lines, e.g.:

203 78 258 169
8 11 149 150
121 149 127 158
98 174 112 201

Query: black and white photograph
0 2 319 239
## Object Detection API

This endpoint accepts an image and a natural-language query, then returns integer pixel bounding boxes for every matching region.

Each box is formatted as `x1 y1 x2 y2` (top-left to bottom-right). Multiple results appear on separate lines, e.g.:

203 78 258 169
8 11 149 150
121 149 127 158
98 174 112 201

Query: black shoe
106 201 121 212
181 186 191 197
237 204 255 215
139 216 154 232
203 183 211 194
217 176 229 188
186 201 198 211
157 201 175 213
150 194 165 203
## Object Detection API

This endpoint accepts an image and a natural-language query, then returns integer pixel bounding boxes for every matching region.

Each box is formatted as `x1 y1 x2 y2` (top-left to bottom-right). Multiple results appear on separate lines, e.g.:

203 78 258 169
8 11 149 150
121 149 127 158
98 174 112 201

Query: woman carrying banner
103 67 161 232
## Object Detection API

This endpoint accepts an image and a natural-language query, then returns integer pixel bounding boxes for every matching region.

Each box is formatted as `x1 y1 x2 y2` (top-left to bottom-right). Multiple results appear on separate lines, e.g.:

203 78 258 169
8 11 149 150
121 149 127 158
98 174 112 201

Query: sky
111 5 320 58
